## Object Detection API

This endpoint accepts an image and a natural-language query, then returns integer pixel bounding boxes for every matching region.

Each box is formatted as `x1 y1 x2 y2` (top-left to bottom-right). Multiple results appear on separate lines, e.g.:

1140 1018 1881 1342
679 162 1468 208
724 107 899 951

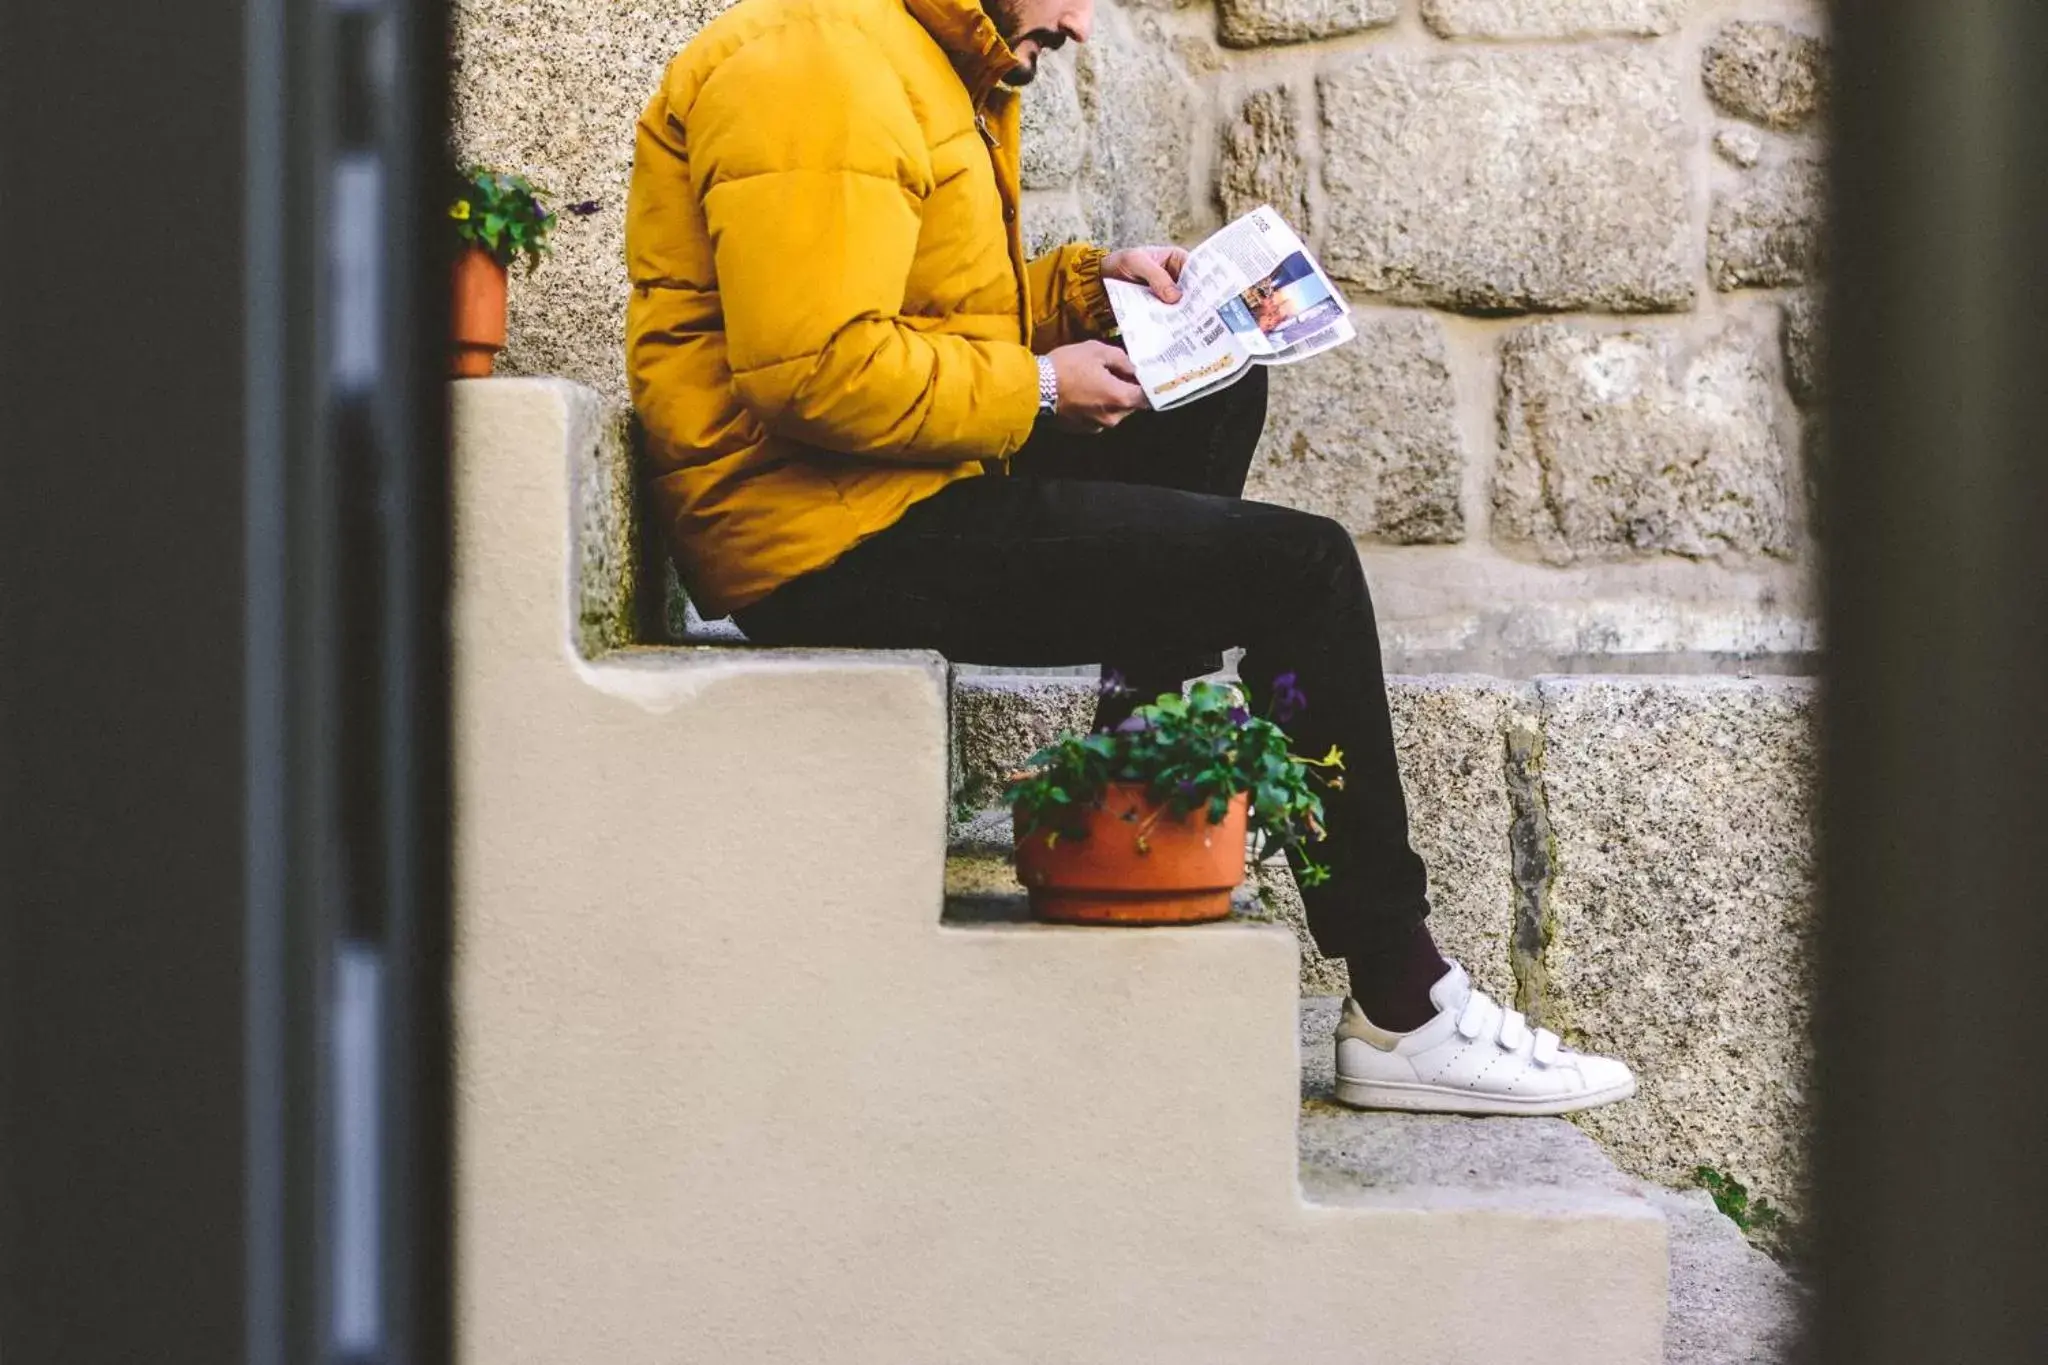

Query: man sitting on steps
624 0 1637 1116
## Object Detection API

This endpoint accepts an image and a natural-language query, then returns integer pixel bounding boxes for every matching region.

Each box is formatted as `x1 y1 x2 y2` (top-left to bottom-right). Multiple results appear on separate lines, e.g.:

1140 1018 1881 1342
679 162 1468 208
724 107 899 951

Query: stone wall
452 0 1830 673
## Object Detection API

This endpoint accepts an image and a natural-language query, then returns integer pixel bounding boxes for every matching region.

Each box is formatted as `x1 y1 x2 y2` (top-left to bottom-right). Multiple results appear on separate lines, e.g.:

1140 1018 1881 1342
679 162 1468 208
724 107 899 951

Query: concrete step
1644 1185 1806 1365
951 817 1801 1362
1300 998 1802 1365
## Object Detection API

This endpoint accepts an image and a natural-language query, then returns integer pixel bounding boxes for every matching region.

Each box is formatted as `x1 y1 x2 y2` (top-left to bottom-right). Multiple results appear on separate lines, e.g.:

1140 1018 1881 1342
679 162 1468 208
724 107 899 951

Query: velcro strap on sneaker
1533 1029 1564 1066
1456 993 1502 1042
1498 1010 1533 1053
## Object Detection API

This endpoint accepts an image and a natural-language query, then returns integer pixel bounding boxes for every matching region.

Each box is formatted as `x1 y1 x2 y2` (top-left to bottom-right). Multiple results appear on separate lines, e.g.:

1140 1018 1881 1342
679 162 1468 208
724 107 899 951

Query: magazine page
1103 275 1251 411
1204 207 1356 364
1104 204 1354 408
1255 320 1355 366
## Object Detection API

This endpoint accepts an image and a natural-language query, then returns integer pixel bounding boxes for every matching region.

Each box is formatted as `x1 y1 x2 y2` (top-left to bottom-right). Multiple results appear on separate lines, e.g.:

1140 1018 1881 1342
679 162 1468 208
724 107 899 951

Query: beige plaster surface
451 378 1665 1363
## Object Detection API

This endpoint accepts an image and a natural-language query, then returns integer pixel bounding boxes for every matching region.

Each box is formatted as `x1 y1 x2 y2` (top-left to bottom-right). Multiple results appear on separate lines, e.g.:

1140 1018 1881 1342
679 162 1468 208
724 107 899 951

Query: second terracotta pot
1013 782 1250 926
450 245 509 378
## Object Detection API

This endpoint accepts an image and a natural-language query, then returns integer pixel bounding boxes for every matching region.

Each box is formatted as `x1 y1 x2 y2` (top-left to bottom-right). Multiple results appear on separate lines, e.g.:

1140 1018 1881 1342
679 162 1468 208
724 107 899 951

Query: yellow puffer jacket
625 0 1116 616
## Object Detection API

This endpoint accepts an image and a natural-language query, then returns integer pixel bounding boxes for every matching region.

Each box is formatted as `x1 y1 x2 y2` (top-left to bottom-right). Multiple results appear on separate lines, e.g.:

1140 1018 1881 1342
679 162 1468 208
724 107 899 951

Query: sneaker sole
1332 1073 1638 1118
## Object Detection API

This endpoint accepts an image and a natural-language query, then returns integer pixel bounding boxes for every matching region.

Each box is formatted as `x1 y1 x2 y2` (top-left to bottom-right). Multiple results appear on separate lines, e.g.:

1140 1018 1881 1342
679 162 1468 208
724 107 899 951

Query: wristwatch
1035 354 1058 417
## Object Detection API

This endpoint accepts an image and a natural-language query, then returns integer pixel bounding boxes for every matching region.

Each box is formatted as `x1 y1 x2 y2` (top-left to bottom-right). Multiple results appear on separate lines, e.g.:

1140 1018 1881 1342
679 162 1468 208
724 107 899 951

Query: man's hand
1103 245 1190 304
1048 340 1148 433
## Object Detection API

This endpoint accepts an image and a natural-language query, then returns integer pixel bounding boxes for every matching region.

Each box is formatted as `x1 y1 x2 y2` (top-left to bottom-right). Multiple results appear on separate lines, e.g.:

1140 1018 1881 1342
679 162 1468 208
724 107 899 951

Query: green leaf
451 163 565 272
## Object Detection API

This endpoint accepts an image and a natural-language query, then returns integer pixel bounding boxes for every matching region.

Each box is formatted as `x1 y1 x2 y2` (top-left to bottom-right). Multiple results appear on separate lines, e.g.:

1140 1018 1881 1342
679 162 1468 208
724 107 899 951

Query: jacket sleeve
1024 242 1118 354
687 23 1039 462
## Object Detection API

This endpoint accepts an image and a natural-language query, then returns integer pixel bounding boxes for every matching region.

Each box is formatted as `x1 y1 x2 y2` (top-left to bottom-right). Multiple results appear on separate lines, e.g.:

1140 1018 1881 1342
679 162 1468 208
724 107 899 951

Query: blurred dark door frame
1 0 451 1361
1817 1 2048 1361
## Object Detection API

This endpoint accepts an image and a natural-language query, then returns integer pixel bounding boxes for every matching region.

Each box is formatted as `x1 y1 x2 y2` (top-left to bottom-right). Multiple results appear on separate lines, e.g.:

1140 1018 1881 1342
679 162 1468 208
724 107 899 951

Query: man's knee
1222 364 1268 424
1239 505 1356 583
1295 509 1354 563
1180 365 1266 430
1291 511 1372 609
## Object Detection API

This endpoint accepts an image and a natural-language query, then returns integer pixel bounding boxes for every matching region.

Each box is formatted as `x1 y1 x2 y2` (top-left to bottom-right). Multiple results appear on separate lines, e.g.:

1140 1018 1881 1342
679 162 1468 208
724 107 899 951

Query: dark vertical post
243 0 452 1360
1816 1 2048 1360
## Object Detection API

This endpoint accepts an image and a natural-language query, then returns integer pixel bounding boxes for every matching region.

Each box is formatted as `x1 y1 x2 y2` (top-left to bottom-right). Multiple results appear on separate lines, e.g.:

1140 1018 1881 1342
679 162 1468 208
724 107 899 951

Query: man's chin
1001 43 1038 86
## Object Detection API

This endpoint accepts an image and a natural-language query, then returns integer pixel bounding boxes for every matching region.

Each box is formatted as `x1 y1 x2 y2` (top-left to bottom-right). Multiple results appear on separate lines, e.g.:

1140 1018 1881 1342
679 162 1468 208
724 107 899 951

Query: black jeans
734 369 1431 960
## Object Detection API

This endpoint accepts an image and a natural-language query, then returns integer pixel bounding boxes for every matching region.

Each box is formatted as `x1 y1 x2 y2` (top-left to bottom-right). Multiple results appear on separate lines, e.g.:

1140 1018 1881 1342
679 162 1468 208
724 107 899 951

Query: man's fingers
1100 397 1145 427
1132 254 1182 304
1093 380 1150 429
1065 341 1148 419
1159 246 1189 281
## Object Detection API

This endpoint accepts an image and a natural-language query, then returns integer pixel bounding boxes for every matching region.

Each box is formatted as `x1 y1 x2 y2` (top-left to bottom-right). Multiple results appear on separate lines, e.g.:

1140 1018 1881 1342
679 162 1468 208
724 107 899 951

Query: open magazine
1104 204 1354 412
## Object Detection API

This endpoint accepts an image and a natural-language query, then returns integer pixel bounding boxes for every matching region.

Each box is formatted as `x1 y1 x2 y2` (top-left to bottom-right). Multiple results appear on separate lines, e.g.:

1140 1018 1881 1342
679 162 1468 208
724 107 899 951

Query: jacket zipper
974 106 1031 397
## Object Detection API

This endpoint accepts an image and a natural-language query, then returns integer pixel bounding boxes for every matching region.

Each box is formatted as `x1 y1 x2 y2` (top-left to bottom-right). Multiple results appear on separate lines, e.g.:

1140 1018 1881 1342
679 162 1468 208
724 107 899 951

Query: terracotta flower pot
1013 782 1250 926
450 245 508 378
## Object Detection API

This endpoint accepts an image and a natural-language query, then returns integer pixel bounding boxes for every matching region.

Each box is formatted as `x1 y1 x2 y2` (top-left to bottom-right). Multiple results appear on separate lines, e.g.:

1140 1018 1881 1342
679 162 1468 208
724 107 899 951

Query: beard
984 0 1063 86
1000 28 1066 85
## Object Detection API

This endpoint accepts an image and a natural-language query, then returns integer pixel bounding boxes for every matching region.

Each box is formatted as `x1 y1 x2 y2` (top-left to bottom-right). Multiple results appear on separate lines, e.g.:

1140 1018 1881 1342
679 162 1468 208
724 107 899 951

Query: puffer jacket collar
902 0 1020 106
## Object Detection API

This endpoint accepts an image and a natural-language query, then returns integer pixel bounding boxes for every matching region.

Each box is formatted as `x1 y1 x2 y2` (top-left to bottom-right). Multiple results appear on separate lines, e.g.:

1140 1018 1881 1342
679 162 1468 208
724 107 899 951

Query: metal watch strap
1035 354 1058 416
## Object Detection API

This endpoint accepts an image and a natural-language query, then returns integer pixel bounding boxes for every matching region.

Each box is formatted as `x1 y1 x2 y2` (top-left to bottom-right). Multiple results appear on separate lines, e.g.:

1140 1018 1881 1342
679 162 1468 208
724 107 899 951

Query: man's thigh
733 470 1325 667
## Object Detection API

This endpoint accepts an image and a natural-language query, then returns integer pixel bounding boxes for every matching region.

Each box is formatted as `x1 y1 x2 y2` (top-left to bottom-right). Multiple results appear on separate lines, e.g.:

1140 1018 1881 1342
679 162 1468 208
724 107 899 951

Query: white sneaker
1333 961 1637 1117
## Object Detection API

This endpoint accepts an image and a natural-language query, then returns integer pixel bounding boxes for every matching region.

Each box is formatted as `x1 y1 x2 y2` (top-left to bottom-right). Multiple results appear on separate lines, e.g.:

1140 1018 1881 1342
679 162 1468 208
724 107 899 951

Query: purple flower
1098 667 1132 698
566 198 602 217
1176 778 1199 798
1271 671 1308 724
1227 705 1251 725
1113 715 1150 734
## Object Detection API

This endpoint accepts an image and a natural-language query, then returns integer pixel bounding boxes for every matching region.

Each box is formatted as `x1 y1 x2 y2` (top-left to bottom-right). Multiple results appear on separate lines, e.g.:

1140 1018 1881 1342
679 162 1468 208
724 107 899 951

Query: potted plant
447 166 592 378
1004 677 1342 926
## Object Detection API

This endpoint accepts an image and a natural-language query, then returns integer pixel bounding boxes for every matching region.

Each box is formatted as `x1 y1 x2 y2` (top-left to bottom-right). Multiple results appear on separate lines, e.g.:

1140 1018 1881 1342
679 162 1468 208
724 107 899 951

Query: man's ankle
1346 924 1449 1034
1090 698 1138 734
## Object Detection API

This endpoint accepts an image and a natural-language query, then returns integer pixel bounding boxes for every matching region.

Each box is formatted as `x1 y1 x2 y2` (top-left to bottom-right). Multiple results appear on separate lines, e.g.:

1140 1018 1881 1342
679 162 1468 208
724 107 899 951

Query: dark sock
1091 692 1139 734
1090 668 1177 734
1346 924 1450 1033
